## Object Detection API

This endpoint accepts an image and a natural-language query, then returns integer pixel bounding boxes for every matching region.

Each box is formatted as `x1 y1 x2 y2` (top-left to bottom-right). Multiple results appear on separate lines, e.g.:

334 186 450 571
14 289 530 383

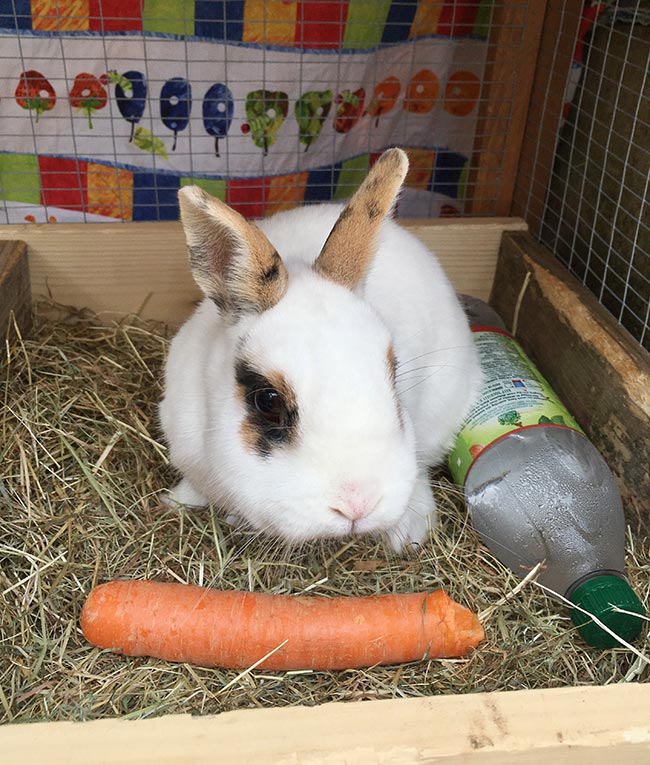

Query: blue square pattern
0 0 31 30
133 172 180 221
304 163 342 203
381 0 418 44
431 151 468 199
194 0 244 41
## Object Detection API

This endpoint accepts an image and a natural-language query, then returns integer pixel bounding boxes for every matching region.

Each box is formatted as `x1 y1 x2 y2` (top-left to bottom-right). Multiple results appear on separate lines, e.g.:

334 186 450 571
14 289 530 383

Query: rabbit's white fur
160 186 481 551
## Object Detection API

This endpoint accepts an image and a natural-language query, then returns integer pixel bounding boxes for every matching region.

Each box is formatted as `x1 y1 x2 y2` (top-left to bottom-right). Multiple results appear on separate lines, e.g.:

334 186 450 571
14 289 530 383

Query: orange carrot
81 580 484 671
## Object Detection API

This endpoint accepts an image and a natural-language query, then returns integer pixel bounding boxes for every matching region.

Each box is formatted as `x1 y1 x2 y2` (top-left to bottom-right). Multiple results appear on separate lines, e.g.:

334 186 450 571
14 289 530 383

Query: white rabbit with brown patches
159 149 482 551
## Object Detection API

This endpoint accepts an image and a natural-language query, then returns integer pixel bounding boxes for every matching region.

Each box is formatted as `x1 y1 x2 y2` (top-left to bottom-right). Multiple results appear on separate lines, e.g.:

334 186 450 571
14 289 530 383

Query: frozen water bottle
449 295 645 647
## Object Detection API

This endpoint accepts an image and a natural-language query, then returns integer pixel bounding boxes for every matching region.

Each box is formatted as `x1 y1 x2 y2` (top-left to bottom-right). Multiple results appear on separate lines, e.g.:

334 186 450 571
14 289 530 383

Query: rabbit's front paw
386 476 437 553
162 478 208 509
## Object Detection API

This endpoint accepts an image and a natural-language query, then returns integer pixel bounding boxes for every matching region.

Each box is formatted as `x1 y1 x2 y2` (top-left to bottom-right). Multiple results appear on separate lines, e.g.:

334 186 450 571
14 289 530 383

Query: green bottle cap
569 575 646 648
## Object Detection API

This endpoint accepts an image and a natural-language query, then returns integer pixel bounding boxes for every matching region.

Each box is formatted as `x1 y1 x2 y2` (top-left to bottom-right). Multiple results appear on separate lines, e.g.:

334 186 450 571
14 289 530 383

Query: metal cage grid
0 1 526 223
516 1 649 349
0 1 647 347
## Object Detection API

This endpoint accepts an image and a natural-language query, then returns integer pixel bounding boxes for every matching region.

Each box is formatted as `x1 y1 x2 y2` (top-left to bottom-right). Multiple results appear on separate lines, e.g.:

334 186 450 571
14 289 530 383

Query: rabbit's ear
315 148 408 290
178 187 288 315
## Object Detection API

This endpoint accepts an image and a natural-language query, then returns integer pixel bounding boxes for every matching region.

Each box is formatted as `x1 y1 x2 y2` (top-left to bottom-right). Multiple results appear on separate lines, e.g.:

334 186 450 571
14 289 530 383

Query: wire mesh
2 2 645 347
515 0 649 351
0 1 527 224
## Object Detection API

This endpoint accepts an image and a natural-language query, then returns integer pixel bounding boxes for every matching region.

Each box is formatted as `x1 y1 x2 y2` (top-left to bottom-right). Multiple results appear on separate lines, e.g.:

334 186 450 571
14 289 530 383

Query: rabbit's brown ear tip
380 147 409 172
178 185 209 204
178 186 212 216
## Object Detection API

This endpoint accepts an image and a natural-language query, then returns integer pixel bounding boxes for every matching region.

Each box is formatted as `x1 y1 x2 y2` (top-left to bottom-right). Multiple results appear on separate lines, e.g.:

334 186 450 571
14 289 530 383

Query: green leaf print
133 127 169 160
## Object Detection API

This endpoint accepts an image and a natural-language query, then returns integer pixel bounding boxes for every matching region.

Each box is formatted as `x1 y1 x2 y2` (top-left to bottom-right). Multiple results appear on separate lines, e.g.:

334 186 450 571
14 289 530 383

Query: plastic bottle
449 295 645 647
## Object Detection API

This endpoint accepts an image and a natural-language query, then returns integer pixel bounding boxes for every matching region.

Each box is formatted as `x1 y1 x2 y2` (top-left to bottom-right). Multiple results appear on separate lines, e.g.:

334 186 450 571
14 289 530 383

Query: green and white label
448 328 583 486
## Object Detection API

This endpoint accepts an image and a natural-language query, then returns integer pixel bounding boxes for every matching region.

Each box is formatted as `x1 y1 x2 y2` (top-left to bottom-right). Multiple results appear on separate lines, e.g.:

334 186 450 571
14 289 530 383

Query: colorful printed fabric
0 0 491 222
1 1 492 39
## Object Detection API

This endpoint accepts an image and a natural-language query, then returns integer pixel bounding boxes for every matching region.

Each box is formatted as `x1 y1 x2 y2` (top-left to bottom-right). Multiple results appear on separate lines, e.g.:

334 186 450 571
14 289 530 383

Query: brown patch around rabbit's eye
235 359 299 457
240 418 260 454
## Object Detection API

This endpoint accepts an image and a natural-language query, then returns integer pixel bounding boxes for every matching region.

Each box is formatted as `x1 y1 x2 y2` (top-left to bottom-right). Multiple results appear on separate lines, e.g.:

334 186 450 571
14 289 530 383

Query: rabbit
159 148 482 552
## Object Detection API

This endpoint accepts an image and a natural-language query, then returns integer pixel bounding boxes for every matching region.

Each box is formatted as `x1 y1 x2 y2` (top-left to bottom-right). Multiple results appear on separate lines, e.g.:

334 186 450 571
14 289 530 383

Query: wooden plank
400 217 527 300
0 239 32 342
490 231 650 528
510 0 584 234
2 683 649 764
0 218 527 327
466 1 548 215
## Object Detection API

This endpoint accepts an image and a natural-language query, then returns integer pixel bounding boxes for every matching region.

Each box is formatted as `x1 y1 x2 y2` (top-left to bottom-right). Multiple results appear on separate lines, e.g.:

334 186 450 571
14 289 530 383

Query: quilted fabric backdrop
0 1 494 223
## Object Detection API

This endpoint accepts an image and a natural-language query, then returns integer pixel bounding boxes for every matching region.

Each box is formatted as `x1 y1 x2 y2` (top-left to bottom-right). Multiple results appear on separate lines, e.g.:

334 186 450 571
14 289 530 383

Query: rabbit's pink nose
331 484 376 521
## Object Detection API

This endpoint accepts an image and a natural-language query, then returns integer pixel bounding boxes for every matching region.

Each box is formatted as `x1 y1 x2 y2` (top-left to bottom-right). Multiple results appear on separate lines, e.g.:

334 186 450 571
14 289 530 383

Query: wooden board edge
490 231 650 527
0 217 528 236
0 218 527 326
401 217 529 231
1 683 649 764
0 239 32 343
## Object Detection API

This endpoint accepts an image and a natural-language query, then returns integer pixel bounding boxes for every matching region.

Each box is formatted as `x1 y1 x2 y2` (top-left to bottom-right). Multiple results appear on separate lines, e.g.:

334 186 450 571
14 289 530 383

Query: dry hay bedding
1 302 648 723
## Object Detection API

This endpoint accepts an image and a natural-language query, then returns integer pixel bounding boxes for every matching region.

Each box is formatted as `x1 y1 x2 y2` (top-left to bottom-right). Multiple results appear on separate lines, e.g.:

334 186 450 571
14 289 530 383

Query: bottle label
448 327 583 486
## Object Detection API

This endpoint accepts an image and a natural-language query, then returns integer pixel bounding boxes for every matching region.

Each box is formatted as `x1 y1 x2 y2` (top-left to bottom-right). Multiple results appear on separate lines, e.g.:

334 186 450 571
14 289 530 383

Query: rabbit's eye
236 360 298 455
254 388 285 425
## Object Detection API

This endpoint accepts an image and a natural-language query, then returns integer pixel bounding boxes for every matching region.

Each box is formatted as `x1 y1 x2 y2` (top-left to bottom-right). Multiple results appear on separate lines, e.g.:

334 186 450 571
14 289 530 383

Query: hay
1 302 648 724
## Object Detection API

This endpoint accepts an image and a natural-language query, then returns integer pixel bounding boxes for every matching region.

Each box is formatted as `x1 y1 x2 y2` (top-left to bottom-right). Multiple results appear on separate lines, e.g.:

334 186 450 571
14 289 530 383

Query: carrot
81 580 484 670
